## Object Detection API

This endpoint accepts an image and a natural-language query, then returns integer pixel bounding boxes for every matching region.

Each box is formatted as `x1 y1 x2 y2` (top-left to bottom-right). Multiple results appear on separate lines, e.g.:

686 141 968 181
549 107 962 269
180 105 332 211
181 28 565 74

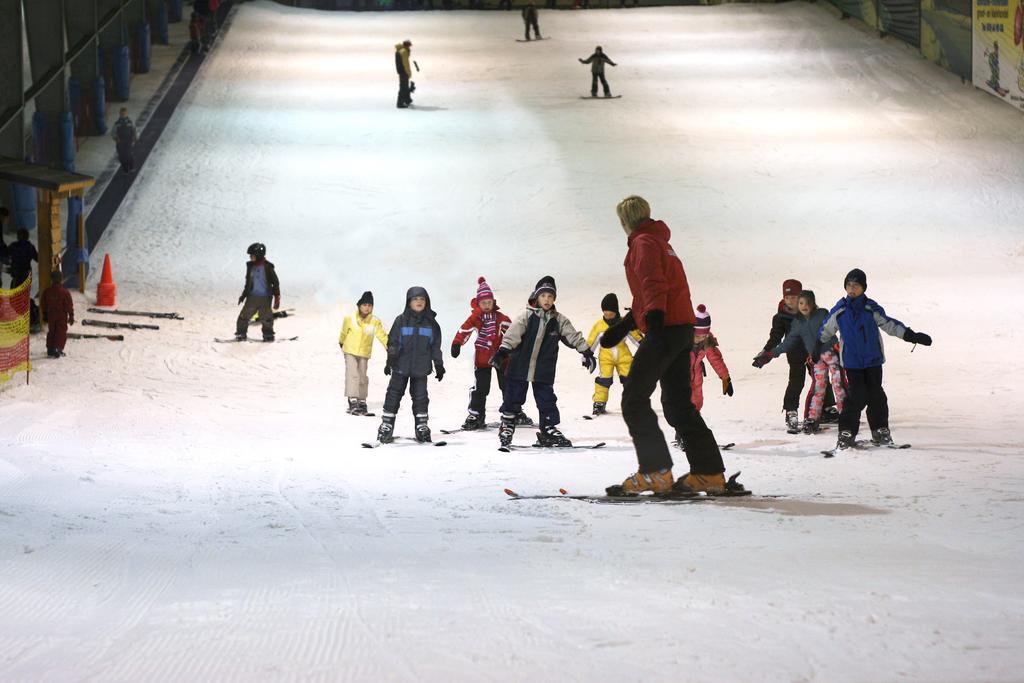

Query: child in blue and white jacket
816 268 932 452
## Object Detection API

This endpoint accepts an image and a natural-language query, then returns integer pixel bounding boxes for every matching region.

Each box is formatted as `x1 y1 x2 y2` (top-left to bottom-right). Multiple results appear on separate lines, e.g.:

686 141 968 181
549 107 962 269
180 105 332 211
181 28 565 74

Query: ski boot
354 400 369 416
871 427 893 446
235 332 247 341
414 414 431 443
821 406 841 424
672 471 727 495
461 414 483 431
514 412 534 427
377 414 396 444
263 333 275 342
347 398 359 415
498 415 516 448
592 402 607 416
46 348 57 358
535 426 572 448
606 469 674 496
672 432 687 451
835 430 855 452
802 419 820 435
785 410 800 434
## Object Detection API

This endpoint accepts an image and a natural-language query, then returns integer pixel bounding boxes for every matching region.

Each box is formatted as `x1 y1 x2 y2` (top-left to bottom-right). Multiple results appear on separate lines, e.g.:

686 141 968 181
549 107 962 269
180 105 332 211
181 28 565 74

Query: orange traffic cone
96 253 117 307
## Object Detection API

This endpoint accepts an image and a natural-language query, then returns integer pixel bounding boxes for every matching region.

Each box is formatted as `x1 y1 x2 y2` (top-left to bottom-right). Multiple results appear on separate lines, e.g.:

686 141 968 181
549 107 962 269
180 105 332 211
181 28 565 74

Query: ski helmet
247 242 266 258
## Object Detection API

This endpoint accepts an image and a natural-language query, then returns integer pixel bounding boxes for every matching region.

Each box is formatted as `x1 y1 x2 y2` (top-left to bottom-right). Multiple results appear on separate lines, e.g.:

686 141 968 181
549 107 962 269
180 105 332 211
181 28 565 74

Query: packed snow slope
2 1 1023 680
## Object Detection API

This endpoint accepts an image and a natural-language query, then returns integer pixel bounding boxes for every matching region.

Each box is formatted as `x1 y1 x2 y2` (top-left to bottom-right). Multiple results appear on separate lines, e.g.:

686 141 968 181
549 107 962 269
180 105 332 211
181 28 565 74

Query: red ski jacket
624 219 696 333
453 301 512 369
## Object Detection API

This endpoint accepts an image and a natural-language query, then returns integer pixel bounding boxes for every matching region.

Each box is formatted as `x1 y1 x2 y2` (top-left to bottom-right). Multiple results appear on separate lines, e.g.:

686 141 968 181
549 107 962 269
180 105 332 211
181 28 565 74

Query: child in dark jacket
41 270 74 358
753 290 846 434
490 276 596 448
816 269 931 452
378 286 444 444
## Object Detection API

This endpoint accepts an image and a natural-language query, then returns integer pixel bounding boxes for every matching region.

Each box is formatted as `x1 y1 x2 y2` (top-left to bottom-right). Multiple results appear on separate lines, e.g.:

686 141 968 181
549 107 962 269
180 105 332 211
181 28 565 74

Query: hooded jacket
761 300 806 364
240 259 280 300
339 311 389 358
453 298 512 369
501 304 588 384
623 219 696 333
770 307 837 358
387 286 443 377
818 295 907 370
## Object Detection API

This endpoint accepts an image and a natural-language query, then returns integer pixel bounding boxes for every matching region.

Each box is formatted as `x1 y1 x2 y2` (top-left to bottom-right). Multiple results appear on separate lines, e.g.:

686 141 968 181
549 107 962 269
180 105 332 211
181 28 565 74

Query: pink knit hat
694 304 711 334
476 276 494 302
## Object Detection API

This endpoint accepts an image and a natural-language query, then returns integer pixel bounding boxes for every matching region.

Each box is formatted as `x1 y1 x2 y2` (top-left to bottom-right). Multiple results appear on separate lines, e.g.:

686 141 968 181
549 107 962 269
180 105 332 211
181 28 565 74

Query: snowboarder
451 276 514 431
339 291 389 416
111 108 137 175
378 287 444 444
585 293 641 416
235 242 280 341
490 276 596 448
522 4 541 40
40 270 74 358
753 290 846 434
395 40 414 109
816 269 932 452
579 46 616 98
601 196 726 494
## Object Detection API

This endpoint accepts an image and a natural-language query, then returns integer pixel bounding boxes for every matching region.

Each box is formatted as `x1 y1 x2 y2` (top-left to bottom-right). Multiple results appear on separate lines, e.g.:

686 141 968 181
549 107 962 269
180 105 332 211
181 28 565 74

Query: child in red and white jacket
676 305 733 449
451 277 524 431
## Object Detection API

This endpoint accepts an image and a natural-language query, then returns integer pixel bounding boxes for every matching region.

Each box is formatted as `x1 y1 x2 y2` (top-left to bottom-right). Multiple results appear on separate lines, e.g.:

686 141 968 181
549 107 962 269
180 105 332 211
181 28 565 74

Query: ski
348 412 377 418
82 319 159 330
579 95 622 100
823 441 911 458
440 422 499 435
87 307 183 320
505 474 760 504
673 441 735 451
67 332 125 341
214 336 299 343
362 438 447 448
500 441 606 453
515 37 551 42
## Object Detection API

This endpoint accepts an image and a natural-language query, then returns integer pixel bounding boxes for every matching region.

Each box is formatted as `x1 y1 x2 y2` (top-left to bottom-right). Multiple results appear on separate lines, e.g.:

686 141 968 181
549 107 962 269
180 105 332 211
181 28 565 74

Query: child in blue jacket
816 269 931 452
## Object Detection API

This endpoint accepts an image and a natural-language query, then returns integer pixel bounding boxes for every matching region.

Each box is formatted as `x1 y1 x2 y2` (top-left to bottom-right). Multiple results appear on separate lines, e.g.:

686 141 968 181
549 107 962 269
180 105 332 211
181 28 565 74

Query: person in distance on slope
395 40 414 109
41 270 75 358
522 3 541 40
816 269 931 452
235 242 280 342
111 108 138 175
585 293 642 417
451 276 529 431
579 46 617 98
490 276 597 448
753 290 846 435
339 291 389 416
674 304 733 451
599 196 726 494
378 287 444 444
759 278 837 433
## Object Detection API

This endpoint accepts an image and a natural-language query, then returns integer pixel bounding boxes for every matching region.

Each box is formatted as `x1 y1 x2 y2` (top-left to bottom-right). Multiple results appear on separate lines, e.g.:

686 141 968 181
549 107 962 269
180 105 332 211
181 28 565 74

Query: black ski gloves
490 346 510 369
450 342 461 358
903 329 932 346
581 349 597 374
752 350 773 368
600 310 636 349
384 363 392 376
435 364 445 382
642 310 665 348
237 295 245 305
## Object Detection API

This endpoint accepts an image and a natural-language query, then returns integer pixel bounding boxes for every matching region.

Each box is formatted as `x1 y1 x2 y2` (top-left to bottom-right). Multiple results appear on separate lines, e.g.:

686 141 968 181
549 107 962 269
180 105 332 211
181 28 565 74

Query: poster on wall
972 0 1024 111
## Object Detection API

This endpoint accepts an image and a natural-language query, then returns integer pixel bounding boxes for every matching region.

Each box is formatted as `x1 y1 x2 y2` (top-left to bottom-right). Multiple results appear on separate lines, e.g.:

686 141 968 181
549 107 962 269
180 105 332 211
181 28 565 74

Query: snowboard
515 37 550 42
580 95 622 100
214 336 299 343
362 438 447 448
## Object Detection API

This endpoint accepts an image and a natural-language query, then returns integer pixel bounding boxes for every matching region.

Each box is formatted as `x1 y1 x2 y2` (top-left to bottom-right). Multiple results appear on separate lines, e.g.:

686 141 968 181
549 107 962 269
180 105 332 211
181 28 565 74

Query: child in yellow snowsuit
586 293 643 416
339 291 389 416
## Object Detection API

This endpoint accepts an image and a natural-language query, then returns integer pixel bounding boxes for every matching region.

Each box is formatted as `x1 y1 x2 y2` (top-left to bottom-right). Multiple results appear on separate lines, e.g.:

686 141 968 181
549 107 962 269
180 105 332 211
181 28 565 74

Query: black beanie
844 269 867 292
532 276 557 300
357 291 374 306
601 293 618 314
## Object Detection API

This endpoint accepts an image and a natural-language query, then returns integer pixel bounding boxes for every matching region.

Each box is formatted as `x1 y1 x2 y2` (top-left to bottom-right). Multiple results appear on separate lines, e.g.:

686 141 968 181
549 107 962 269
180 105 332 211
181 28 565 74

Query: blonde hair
616 196 651 231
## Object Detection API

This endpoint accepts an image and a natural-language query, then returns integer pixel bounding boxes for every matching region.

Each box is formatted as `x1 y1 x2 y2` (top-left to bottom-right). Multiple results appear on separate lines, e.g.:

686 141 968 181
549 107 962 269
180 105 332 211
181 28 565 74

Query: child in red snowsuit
689 304 732 411
41 270 74 358
451 277 517 431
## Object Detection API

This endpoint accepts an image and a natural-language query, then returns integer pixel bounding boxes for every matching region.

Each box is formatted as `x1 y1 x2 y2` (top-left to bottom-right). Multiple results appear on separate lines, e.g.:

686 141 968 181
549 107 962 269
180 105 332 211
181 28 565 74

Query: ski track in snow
1 0 1023 680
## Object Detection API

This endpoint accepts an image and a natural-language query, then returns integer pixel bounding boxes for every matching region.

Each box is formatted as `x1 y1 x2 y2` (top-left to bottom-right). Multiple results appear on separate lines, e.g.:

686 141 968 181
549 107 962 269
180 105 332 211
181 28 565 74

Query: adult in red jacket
601 196 726 495
451 277 513 430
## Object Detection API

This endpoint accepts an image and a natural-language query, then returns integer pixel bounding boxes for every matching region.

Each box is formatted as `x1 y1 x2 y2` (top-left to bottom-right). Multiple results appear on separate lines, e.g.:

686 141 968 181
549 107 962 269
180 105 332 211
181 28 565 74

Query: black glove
490 347 510 369
581 349 597 373
751 350 773 369
722 376 733 397
700 361 707 376
642 310 665 348
384 364 392 376
435 364 445 382
237 295 245 305
450 342 461 358
903 329 932 346
600 310 636 348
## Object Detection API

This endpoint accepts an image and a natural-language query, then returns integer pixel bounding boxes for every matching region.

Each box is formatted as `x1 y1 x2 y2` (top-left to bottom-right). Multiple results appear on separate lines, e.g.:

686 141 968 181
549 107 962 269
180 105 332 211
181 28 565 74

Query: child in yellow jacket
339 291 389 415
586 294 642 416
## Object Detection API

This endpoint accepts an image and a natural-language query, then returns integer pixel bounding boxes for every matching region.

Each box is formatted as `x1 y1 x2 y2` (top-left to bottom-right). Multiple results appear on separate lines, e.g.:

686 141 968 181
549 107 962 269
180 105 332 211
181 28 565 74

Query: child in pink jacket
676 305 733 450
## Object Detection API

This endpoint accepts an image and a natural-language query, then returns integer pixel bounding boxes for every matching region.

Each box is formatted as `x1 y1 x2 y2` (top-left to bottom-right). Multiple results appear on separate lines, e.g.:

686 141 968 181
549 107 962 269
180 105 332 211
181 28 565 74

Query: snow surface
2 1 1024 680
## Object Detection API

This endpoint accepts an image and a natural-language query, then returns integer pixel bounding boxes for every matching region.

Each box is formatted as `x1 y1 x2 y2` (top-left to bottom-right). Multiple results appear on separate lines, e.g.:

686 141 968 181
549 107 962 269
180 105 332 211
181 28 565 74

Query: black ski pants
383 373 429 418
524 19 540 40
116 142 134 173
397 74 412 108
501 379 558 428
468 365 506 418
839 366 888 437
591 73 610 96
622 324 724 475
